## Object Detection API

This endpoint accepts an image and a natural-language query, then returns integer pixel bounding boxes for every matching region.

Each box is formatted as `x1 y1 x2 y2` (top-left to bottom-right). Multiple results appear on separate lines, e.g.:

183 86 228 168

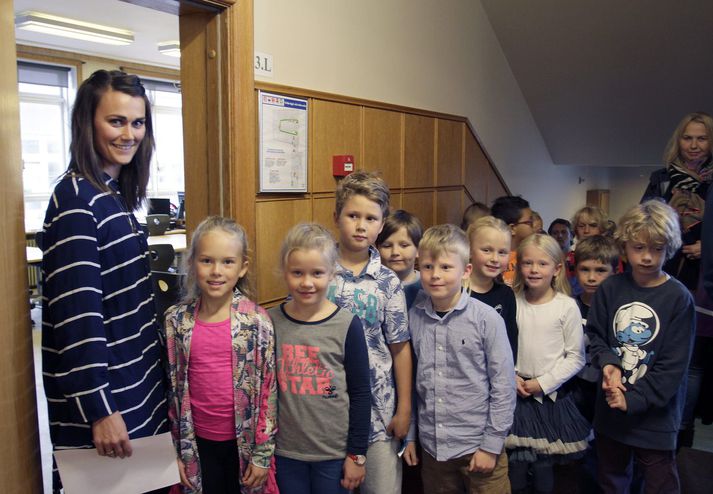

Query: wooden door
0 0 43 490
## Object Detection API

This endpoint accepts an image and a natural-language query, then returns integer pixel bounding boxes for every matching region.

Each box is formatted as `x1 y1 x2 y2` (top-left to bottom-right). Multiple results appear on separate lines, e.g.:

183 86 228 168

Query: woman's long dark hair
68 70 154 211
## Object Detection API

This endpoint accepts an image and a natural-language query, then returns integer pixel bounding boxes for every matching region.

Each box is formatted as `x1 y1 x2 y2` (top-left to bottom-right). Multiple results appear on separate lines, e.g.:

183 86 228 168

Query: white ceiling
481 0 713 167
13 0 180 69
15 1 713 169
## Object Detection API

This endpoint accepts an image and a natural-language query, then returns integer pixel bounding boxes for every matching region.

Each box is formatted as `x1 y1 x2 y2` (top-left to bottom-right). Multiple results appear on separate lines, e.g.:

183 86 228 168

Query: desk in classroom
26 246 42 265
25 232 187 265
147 231 187 253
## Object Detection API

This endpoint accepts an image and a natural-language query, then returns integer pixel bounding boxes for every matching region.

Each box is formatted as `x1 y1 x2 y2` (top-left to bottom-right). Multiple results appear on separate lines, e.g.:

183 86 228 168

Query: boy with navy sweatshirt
586 201 696 493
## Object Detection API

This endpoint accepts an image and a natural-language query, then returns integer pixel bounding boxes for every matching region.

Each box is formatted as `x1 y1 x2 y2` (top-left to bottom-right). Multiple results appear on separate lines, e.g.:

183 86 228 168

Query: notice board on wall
258 91 308 193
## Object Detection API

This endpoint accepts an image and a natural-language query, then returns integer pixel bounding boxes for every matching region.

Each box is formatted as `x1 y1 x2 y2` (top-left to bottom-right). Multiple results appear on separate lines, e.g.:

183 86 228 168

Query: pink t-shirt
189 317 235 441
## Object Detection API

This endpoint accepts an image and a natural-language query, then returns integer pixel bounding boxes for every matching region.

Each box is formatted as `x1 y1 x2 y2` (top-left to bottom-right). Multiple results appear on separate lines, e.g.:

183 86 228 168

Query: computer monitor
176 192 185 221
148 198 171 216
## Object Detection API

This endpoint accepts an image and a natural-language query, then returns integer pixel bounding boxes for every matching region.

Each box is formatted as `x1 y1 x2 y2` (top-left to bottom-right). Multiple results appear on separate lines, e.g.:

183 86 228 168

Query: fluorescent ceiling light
158 41 181 58
15 11 134 46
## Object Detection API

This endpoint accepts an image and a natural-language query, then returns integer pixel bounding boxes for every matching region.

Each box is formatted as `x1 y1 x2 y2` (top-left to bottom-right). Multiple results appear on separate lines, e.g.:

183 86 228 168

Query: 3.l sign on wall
255 52 273 77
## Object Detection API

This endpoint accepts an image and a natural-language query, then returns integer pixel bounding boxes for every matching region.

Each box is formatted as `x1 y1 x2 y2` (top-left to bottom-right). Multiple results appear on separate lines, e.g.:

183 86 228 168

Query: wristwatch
347 453 367 466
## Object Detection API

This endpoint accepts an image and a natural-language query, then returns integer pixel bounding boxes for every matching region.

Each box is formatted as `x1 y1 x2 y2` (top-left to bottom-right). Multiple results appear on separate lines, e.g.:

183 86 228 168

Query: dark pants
509 459 553 494
596 433 679 494
402 440 425 494
196 435 240 494
275 455 348 494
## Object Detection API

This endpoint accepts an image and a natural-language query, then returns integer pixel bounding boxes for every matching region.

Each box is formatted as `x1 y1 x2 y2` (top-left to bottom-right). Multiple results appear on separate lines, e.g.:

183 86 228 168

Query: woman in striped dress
40 70 168 492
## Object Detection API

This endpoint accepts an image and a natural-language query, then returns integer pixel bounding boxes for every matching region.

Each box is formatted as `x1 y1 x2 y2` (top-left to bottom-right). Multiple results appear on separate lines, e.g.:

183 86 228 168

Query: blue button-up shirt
408 289 516 460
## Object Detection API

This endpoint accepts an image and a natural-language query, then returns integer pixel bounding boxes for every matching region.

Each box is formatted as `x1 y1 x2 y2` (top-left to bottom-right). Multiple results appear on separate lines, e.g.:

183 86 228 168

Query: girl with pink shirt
162 216 277 494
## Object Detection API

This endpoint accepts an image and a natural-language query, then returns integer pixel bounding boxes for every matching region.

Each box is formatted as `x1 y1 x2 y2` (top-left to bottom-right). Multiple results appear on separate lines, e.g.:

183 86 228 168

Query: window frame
17 58 78 232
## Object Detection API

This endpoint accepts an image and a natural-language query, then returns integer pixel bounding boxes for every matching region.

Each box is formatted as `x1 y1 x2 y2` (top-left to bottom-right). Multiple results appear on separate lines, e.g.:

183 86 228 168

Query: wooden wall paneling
224 1 257 248
0 0 43 489
313 196 339 239
403 114 435 188
462 190 473 218
436 189 463 226
586 189 610 214
464 131 488 203
402 191 435 229
436 119 463 187
311 99 361 193
487 164 507 203
180 11 212 234
390 192 403 211
256 199 311 302
205 14 225 215
363 107 402 189
245 83 512 304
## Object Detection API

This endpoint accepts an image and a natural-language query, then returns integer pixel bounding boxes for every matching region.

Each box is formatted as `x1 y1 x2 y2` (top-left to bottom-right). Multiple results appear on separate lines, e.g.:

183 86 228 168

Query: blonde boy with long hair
587 200 696 492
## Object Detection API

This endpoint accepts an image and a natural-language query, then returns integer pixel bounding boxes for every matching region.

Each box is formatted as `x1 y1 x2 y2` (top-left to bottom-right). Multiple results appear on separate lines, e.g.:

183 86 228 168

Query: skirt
505 391 592 464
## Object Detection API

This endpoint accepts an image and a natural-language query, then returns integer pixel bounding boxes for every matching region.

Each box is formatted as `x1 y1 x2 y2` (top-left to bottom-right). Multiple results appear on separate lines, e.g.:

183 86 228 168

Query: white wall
607 166 659 223
253 0 606 223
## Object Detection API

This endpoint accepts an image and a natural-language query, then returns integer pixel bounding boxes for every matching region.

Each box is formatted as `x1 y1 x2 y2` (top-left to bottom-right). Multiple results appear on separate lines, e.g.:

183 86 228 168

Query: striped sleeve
42 192 117 423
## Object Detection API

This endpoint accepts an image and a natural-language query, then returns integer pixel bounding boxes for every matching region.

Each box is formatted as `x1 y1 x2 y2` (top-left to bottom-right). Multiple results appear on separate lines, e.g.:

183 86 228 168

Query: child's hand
177 458 193 489
242 463 268 488
605 387 628 412
403 441 419 466
469 449 497 473
602 365 627 393
523 378 542 395
387 411 410 440
516 375 531 398
341 457 366 490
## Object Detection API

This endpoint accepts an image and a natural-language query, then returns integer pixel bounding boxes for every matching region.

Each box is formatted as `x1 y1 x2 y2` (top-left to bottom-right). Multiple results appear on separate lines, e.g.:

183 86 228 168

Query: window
18 63 185 230
18 61 74 232
140 78 185 220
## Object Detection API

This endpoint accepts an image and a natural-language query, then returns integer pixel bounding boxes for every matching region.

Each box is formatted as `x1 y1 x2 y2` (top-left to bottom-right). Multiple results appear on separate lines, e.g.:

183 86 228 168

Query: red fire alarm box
333 155 355 177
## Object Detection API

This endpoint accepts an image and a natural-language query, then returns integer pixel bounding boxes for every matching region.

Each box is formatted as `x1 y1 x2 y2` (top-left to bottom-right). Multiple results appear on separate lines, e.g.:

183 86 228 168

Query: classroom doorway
7 0 243 491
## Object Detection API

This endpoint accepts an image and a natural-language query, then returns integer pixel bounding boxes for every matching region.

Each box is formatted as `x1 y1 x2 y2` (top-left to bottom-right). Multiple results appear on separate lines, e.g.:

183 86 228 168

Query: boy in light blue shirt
404 224 516 493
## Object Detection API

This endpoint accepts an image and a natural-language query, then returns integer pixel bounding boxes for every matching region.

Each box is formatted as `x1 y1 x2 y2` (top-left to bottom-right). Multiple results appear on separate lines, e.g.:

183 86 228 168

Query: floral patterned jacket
162 291 278 493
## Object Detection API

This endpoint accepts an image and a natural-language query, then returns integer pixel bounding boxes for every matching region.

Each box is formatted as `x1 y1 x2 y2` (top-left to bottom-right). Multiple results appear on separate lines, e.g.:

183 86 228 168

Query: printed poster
259 91 308 192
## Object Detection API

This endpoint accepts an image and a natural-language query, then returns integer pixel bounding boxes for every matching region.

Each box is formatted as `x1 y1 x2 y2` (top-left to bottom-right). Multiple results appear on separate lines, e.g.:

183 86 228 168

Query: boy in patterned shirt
327 170 413 494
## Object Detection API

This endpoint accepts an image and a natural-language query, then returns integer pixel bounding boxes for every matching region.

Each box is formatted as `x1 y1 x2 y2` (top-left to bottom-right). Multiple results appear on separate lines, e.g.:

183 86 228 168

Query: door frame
0 0 256 489
177 0 257 238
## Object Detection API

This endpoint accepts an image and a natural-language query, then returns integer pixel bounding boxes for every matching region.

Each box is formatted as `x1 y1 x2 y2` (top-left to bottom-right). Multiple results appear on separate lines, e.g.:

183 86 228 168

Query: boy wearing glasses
490 195 535 286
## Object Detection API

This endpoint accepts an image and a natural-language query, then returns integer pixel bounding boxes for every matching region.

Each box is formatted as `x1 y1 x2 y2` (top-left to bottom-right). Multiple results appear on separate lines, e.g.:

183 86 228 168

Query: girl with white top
505 234 589 494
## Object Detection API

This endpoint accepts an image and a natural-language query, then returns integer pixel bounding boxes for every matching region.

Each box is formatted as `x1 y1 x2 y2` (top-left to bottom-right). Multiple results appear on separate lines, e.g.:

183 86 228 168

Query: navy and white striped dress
41 173 168 457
